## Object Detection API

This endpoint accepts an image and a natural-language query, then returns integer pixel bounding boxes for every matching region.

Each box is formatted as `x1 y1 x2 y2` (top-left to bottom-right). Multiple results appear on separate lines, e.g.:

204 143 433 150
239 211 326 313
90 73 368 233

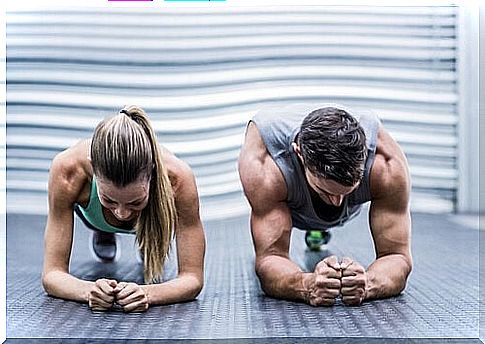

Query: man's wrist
298 272 315 303
364 270 374 300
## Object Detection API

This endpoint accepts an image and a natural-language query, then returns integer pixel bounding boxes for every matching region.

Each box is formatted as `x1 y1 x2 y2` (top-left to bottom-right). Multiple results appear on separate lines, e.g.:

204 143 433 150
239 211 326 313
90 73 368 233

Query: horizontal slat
7 47 456 63
7 65 456 87
8 36 457 50
6 86 457 109
7 6 457 15
6 9 457 27
7 25 456 39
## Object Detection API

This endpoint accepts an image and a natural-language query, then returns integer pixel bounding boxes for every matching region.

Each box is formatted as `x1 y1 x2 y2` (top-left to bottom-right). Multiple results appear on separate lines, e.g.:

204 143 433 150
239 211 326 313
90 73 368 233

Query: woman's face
96 176 150 222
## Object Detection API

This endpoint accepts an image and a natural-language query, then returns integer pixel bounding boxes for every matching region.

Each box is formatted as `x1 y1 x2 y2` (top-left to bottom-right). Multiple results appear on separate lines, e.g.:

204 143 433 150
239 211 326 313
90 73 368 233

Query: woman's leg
74 205 117 262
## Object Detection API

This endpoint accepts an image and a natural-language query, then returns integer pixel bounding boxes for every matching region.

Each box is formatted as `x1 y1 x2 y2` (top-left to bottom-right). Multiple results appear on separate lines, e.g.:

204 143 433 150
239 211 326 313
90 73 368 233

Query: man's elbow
397 254 413 294
254 257 276 296
402 252 413 278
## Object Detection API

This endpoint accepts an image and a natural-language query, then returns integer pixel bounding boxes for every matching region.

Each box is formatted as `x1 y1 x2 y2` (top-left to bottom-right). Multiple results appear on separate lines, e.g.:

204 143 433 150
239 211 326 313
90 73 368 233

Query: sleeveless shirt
76 175 135 234
251 103 380 230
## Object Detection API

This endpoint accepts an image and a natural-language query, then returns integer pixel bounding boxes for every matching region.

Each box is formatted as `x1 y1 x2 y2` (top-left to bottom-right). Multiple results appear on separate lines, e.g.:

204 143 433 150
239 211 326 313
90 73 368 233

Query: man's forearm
256 255 312 302
365 254 412 300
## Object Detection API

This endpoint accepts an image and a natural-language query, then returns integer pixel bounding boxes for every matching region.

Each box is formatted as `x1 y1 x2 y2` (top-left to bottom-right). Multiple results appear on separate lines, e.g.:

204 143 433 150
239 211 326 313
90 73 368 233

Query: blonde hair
91 105 177 283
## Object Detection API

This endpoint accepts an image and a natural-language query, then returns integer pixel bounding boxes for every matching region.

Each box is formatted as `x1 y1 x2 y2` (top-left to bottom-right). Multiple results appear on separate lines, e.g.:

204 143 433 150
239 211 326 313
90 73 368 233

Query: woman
42 106 205 312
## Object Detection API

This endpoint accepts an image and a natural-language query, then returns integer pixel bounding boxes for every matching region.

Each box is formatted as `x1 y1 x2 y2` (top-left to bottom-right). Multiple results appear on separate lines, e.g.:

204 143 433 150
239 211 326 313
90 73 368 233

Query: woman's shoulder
49 140 92 201
160 146 195 195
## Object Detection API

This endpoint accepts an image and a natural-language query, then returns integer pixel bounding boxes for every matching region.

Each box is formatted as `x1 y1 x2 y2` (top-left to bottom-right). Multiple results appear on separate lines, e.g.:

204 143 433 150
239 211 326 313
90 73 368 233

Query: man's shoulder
239 123 287 207
370 128 410 201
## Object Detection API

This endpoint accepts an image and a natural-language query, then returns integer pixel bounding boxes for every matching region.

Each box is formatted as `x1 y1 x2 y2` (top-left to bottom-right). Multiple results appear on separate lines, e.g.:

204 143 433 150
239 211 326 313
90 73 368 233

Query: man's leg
74 206 117 262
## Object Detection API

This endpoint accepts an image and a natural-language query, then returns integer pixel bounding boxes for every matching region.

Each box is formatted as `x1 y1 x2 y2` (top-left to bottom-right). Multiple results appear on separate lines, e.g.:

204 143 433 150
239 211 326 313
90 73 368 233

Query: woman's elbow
192 276 204 299
41 271 55 296
184 274 204 300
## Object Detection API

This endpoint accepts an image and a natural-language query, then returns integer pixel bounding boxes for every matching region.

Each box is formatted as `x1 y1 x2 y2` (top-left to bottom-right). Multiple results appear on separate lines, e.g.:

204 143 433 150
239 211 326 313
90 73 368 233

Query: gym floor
5 209 482 343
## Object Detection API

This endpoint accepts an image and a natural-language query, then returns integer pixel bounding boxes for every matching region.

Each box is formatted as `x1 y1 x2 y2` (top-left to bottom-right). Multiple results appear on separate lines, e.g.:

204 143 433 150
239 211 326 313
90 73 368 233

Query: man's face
304 169 359 207
293 141 359 207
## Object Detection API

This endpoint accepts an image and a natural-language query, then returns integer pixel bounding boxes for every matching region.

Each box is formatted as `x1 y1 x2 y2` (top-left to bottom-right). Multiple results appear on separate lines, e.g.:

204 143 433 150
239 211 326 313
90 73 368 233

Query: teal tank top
76 175 135 234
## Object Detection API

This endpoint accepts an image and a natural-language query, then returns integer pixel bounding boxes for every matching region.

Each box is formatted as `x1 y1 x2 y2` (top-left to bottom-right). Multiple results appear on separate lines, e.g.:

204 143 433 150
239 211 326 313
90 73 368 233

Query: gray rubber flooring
6 209 482 343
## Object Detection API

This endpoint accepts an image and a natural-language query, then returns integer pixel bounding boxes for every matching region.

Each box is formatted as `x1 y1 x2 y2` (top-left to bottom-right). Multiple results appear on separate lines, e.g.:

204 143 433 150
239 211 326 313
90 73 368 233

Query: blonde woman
42 106 205 312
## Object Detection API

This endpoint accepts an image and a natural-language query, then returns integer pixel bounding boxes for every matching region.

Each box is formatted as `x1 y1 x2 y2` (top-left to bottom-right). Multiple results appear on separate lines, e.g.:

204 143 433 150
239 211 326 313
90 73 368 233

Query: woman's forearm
142 273 203 306
42 270 94 303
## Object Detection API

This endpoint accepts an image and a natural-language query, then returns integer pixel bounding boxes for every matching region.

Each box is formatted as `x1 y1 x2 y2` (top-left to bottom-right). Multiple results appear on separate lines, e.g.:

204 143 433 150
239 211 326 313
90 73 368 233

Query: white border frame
457 4 480 213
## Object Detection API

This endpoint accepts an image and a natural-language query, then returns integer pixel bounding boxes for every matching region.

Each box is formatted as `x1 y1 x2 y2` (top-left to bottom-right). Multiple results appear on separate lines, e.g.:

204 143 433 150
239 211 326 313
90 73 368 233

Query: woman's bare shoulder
49 140 92 204
160 146 194 195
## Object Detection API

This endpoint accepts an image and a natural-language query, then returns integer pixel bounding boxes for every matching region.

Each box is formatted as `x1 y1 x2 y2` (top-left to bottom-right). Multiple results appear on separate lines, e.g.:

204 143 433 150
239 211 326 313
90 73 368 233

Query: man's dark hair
298 107 368 187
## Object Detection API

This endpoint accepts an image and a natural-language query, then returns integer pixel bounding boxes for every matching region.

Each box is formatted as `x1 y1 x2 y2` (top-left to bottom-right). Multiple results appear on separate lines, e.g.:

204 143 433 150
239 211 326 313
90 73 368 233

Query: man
238 104 412 306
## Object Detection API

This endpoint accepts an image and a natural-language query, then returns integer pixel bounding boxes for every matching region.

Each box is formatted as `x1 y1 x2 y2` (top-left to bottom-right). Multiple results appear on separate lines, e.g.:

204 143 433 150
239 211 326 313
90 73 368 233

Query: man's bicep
250 202 293 260
369 151 412 259
369 196 411 259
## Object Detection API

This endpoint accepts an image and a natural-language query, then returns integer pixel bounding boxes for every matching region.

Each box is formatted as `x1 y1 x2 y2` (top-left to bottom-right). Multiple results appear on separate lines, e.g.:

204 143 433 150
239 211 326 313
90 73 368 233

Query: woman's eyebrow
128 196 147 204
101 194 115 202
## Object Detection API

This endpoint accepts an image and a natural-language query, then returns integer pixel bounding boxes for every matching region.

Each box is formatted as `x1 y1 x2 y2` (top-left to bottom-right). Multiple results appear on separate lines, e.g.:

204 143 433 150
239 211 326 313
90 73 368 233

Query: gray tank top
251 103 380 230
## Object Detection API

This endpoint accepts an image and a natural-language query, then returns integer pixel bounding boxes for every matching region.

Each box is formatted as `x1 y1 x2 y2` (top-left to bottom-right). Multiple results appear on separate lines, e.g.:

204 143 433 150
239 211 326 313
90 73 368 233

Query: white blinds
6 6 459 217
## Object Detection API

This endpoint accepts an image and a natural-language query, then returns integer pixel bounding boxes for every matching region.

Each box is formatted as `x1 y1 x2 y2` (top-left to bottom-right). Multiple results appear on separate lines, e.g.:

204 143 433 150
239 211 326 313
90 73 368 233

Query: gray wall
6 6 471 218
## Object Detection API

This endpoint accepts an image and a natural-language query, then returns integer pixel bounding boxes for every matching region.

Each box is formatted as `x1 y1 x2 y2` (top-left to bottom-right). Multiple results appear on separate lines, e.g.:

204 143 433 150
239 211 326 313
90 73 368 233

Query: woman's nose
114 207 131 220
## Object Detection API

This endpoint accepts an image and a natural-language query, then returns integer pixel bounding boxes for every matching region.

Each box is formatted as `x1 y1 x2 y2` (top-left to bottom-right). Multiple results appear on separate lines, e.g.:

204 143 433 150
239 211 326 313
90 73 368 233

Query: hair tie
119 109 129 116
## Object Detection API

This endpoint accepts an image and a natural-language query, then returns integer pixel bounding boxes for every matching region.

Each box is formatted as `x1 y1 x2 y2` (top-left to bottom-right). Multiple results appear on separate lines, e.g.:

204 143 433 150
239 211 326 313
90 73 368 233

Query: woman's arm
42 151 92 301
115 160 205 311
42 149 117 309
143 161 205 304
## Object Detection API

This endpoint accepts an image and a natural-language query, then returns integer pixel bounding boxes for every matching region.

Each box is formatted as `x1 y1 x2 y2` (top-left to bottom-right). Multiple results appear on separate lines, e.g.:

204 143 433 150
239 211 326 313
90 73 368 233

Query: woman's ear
87 140 92 161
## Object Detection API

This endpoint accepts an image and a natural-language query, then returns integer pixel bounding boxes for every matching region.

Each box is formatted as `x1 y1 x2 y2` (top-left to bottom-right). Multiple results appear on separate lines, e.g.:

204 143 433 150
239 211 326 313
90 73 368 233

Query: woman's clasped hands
88 278 150 312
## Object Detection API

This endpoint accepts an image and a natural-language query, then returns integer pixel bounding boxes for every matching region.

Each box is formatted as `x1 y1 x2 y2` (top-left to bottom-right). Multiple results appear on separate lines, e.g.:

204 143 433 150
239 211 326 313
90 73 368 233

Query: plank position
43 106 205 312
238 104 412 306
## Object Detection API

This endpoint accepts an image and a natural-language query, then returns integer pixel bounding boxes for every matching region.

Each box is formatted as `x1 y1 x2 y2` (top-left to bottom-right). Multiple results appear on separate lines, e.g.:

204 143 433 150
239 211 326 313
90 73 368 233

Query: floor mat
6 210 481 342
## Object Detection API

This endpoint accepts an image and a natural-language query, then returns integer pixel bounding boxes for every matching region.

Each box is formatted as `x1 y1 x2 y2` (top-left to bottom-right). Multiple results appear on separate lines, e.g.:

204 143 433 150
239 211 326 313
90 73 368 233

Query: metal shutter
6 6 459 218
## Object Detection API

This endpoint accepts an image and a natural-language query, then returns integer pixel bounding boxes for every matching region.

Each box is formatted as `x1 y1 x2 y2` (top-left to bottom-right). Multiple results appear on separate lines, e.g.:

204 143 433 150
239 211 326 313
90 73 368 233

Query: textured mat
6 209 481 342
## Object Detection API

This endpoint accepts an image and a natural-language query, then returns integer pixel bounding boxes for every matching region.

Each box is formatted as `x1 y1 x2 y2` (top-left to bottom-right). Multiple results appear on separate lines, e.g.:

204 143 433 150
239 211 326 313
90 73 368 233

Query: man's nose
328 195 343 207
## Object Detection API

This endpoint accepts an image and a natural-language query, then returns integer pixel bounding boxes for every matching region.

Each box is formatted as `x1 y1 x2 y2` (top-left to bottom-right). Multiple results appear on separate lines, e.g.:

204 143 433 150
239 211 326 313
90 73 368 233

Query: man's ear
292 142 302 158
292 142 306 166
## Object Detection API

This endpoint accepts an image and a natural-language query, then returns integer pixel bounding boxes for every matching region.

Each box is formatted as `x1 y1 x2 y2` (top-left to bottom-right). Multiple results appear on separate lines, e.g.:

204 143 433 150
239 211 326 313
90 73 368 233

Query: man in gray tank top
238 104 412 307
